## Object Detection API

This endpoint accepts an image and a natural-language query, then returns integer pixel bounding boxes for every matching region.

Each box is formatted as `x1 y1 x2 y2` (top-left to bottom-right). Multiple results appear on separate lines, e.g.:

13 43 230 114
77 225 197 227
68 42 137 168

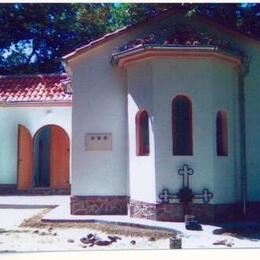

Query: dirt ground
2 206 260 252
0 207 174 252
20 207 175 239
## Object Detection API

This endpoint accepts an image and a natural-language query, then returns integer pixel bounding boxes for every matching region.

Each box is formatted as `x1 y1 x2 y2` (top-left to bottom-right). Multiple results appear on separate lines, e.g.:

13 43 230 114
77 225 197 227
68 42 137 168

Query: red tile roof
0 74 72 104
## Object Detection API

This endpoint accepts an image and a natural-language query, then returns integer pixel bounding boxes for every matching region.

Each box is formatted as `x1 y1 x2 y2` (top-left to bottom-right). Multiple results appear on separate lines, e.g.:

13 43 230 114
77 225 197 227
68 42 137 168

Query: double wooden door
17 124 70 190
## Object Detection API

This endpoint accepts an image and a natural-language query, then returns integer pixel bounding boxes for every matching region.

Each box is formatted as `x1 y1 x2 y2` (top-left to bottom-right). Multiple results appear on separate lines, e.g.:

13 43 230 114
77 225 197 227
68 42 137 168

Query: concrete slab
0 195 69 208
0 208 44 229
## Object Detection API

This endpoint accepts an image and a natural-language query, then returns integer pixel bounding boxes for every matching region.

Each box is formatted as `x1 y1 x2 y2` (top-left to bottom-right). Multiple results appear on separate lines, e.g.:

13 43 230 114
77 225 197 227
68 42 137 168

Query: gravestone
185 214 202 231
169 237 182 249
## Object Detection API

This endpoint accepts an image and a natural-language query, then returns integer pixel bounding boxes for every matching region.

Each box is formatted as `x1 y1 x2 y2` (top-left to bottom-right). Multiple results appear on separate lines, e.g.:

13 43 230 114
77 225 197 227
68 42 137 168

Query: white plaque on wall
85 133 112 151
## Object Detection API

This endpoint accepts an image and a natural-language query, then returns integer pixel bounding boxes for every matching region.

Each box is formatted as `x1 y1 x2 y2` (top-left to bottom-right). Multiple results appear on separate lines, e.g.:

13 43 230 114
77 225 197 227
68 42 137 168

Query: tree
109 3 260 37
0 3 111 74
0 3 259 75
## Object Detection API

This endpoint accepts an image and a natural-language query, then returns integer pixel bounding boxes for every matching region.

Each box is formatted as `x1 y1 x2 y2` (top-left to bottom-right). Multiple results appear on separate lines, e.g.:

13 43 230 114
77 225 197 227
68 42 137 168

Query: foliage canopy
0 3 259 74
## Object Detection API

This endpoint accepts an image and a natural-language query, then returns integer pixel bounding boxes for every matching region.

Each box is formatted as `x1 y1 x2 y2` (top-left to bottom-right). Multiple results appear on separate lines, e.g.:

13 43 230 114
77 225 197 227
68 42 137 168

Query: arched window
216 111 228 156
172 95 193 155
136 110 150 156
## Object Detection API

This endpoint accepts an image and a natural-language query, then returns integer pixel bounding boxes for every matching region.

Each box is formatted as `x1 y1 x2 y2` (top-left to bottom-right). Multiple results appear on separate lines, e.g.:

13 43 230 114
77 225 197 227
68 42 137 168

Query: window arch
136 110 150 156
172 95 193 155
216 111 228 156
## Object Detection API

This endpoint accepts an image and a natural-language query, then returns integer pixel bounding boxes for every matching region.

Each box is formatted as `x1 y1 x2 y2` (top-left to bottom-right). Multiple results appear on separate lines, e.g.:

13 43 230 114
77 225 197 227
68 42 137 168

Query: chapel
63 9 260 222
1 9 260 223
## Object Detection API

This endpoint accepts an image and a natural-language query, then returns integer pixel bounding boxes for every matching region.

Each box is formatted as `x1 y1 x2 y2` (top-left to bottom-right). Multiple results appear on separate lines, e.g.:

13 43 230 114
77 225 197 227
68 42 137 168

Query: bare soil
20 207 175 239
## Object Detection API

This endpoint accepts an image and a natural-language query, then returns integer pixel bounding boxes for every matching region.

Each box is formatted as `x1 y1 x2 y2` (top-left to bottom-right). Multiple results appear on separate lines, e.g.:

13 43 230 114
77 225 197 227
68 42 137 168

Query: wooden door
50 126 70 189
17 125 33 190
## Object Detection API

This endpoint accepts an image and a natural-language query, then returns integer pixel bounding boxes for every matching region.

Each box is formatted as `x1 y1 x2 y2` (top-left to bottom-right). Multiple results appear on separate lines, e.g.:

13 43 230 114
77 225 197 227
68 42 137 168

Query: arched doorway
33 126 51 187
33 125 70 189
17 124 70 190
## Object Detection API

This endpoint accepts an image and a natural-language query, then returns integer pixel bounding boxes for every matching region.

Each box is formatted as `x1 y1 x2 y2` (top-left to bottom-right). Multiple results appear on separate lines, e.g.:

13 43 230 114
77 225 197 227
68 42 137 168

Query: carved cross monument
159 189 178 203
193 188 214 204
159 164 214 216
178 164 194 188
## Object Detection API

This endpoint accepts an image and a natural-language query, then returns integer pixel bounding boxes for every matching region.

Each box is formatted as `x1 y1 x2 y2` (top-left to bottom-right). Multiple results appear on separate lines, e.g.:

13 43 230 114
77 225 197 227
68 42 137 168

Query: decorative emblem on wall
85 133 112 151
159 164 213 214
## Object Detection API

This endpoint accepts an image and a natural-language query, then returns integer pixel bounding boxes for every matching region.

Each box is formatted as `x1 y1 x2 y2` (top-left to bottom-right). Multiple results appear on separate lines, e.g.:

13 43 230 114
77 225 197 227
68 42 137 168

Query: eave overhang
0 101 72 108
111 45 244 69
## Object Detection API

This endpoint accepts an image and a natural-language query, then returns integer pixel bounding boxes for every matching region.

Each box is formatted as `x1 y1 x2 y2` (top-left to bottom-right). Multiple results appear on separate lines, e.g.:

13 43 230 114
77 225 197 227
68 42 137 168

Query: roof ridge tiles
0 73 72 104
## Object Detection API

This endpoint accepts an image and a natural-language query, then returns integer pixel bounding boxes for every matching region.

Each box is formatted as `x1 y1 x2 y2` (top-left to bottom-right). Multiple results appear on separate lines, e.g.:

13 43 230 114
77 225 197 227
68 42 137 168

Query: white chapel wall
211 61 241 204
152 58 216 202
127 58 217 204
183 16 260 202
68 12 260 203
126 57 240 205
0 106 72 184
127 61 157 203
68 42 129 196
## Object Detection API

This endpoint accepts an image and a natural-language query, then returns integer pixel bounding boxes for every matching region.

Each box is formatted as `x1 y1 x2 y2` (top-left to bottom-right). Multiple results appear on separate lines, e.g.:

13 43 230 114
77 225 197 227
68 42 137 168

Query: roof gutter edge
111 45 244 66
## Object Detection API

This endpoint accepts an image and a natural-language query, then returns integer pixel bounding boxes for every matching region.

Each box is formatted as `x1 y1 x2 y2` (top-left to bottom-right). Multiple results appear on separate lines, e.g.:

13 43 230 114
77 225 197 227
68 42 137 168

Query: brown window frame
135 110 150 156
216 111 228 156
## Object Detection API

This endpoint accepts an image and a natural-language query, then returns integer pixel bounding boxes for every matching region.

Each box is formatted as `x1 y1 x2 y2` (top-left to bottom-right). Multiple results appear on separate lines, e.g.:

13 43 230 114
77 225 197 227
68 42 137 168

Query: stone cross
159 164 214 205
193 188 214 204
159 189 179 203
178 164 194 188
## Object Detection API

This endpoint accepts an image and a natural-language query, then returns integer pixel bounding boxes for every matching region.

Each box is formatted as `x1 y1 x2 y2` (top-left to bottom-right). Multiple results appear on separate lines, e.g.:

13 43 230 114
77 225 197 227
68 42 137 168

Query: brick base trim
129 199 243 223
0 184 16 194
0 184 70 195
70 196 129 215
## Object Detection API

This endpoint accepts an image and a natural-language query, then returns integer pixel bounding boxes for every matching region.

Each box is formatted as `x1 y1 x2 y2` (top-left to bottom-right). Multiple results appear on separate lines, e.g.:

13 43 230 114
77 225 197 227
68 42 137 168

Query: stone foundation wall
157 203 184 222
129 199 243 223
129 200 157 220
70 197 260 222
71 196 129 215
188 203 215 223
247 202 260 220
213 203 242 222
